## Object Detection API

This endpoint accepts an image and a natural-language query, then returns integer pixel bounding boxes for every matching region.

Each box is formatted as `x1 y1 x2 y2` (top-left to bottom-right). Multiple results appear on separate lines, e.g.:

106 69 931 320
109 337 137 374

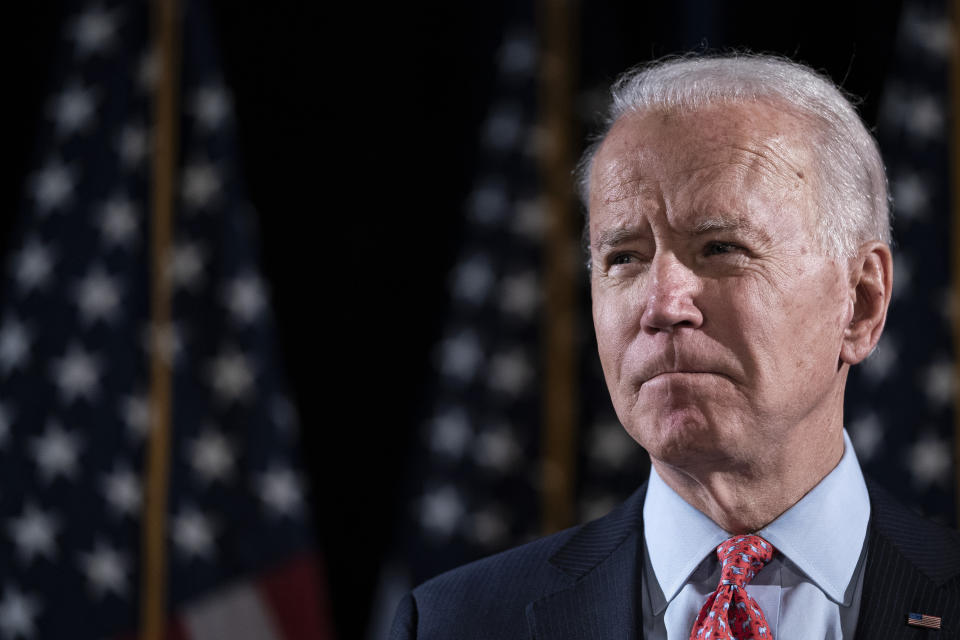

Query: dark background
2 2 910 638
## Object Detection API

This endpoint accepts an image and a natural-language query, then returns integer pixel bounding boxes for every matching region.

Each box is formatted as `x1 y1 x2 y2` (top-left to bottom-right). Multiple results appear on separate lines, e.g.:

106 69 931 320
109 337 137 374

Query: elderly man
390 54 960 639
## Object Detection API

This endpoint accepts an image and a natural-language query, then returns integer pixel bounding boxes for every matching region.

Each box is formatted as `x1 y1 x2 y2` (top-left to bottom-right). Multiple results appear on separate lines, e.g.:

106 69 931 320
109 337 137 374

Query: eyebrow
594 226 644 250
594 215 773 251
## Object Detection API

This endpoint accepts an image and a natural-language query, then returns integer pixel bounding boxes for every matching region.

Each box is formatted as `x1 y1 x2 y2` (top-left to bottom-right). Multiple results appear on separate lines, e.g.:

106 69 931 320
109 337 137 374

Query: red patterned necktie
688 535 775 640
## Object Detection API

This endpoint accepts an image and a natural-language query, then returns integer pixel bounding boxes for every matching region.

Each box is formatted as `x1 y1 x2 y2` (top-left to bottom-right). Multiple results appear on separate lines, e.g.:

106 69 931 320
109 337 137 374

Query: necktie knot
690 535 776 639
717 535 774 588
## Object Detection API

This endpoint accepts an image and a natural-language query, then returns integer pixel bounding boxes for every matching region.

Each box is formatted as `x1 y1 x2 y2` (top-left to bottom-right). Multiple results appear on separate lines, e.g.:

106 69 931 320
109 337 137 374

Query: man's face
588 103 854 472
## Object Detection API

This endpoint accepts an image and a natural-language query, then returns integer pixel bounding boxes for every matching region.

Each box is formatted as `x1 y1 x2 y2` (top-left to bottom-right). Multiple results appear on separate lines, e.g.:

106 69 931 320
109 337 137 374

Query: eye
610 253 636 265
703 241 742 256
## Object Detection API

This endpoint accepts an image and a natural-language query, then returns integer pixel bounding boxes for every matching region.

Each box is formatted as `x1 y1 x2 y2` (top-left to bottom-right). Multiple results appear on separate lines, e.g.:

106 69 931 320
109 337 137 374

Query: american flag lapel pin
906 612 942 630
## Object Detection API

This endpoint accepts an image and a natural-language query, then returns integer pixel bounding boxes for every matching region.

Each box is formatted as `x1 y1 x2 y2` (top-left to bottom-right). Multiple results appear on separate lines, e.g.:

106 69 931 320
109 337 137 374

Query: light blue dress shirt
641 429 871 639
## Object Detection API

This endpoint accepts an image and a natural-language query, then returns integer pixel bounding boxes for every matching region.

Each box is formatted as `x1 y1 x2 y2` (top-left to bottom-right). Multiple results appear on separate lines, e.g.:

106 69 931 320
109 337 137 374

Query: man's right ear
840 241 893 366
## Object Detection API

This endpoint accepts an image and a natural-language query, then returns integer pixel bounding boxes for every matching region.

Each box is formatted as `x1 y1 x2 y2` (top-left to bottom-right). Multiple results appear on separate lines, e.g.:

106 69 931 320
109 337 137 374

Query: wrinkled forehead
588 102 819 232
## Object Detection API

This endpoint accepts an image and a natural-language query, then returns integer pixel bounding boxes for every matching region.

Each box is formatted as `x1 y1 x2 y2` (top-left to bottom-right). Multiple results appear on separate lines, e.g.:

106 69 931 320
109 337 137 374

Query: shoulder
866 477 960 585
396 484 647 639
415 525 581 608
394 526 580 640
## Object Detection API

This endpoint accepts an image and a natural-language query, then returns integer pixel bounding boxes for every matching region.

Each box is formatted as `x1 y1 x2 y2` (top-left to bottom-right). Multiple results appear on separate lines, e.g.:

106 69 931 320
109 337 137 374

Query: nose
640 252 704 333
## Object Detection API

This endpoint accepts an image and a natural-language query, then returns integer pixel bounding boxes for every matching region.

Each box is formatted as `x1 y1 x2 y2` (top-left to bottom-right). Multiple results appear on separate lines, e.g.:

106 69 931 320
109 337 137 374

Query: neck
650 426 845 534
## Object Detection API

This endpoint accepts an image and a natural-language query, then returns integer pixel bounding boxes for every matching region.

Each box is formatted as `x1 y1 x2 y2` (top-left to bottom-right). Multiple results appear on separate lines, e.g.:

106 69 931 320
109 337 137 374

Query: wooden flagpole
951 0 960 527
141 0 180 637
538 0 579 534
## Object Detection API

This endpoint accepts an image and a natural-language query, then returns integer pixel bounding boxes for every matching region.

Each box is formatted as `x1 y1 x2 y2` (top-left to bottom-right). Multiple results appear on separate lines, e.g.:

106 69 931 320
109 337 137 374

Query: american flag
845 0 956 526
393 2 546 589
906 612 942 629
0 1 329 638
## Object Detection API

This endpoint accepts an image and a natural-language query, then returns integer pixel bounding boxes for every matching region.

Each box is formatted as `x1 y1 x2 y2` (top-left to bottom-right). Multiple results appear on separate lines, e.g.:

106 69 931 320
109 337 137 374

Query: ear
840 241 893 365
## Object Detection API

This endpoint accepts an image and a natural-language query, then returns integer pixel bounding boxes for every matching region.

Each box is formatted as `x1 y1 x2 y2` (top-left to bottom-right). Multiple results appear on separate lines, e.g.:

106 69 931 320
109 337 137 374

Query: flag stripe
182 583 282 640
257 553 333 640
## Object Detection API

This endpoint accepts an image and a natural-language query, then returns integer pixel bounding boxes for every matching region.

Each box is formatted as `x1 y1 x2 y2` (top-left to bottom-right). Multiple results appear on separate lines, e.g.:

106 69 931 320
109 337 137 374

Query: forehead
589 102 814 227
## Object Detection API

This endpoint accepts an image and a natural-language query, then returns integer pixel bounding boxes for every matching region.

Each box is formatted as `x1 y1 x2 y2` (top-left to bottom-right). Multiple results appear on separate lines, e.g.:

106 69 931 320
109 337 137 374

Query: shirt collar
643 429 871 609
757 429 870 605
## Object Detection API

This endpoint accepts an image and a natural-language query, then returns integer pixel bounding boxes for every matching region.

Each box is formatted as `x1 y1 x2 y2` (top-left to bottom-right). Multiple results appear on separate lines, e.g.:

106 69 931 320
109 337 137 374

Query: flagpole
142 0 181 637
951 0 960 527
538 0 579 534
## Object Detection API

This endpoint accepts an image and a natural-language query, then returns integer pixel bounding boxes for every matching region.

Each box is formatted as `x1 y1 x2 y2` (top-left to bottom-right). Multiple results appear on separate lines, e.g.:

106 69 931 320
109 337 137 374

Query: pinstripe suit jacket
390 479 960 639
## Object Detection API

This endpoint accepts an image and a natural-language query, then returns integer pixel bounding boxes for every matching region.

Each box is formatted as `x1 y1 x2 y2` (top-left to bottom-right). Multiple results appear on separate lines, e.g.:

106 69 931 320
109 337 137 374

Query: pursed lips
638 369 733 387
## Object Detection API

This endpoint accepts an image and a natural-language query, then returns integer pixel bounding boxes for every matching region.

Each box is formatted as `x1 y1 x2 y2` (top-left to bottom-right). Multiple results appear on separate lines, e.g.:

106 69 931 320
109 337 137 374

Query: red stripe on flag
258 551 335 639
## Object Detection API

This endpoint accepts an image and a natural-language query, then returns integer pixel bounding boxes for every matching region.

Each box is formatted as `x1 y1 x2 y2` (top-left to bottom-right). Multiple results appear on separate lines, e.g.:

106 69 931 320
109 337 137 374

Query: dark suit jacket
390 479 960 639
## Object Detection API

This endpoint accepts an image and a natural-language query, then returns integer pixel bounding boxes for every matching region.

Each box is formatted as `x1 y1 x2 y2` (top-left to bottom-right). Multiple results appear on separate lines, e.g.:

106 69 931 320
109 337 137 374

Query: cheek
592 287 639 375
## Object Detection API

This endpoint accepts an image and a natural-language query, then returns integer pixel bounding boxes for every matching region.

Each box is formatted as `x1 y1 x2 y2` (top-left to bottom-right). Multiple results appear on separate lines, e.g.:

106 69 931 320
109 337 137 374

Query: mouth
641 370 730 386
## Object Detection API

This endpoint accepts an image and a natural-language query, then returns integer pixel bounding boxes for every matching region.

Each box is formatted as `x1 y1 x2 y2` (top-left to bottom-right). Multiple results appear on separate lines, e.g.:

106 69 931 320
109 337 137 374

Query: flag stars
849 412 884 462
181 161 222 210
922 360 954 408
487 349 533 394
47 82 97 137
905 94 945 139
483 102 524 151
450 256 495 305
78 541 129 598
474 427 521 472
497 30 536 76
0 586 41 640
138 48 159 92
589 421 637 470
171 506 216 560
191 84 233 130
189 429 236 484
224 274 268 324
101 465 141 518
511 198 544 239
117 123 149 169
120 392 149 440
468 507 509 548
29 422 82 483
904 11 952 58
467 181 508 224
860 335 898 383
420 486 465 538
207 348 255 403
270 395 299 437
6 503 59 564
74 266 122 325
50 344 102 404
169 242 207 291
908 433 952 487
13 239 56 293
499 271 539 319
891 172 929 222
256 465 304 517
97 195 140 249
0 318 32 375
29 160 76 214
67 6 119 56
428 408 472 459
437 330 483 382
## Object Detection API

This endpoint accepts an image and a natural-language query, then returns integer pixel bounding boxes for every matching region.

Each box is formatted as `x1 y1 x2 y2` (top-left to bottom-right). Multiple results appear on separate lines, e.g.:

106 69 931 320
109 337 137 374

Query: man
390 54 960 639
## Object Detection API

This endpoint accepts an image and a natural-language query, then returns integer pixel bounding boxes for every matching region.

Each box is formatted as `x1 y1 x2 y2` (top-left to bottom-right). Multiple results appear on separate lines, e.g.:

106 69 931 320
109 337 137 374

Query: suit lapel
854 480 960 640
526 485 646 640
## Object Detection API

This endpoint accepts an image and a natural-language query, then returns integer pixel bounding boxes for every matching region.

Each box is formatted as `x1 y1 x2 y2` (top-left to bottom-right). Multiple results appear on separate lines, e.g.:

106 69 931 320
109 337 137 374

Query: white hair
576 54 891 257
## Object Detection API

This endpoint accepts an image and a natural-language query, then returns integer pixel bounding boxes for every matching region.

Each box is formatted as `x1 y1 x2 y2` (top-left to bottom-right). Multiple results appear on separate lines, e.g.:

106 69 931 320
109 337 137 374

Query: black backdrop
3 2 911 638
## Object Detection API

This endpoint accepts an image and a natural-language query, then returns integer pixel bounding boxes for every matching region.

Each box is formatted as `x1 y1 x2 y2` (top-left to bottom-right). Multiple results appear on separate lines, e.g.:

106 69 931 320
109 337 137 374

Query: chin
622 406 730 467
